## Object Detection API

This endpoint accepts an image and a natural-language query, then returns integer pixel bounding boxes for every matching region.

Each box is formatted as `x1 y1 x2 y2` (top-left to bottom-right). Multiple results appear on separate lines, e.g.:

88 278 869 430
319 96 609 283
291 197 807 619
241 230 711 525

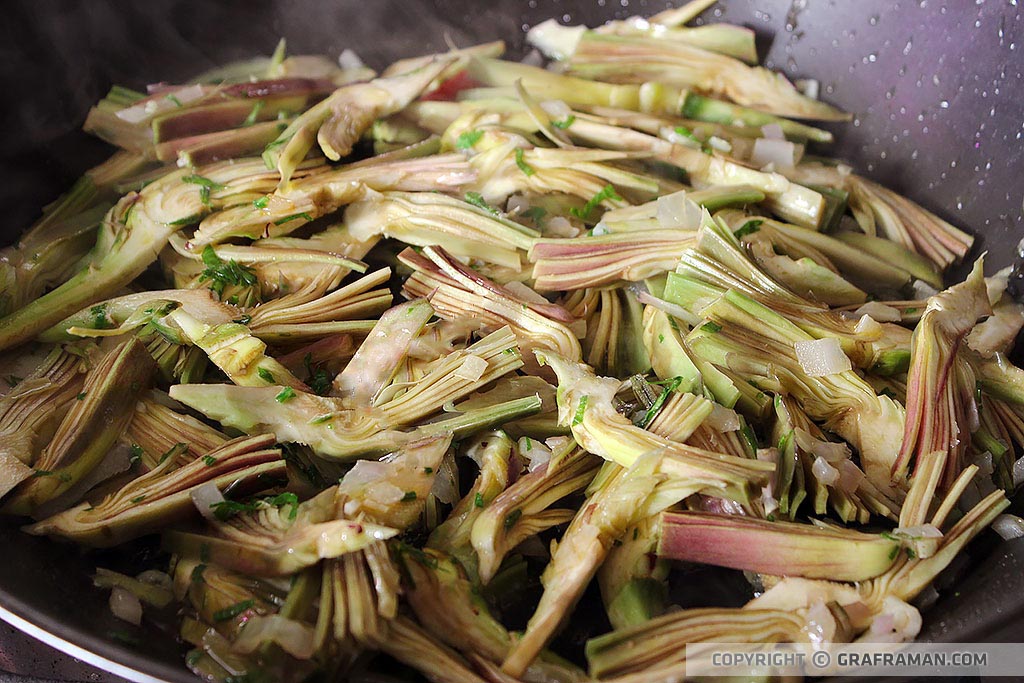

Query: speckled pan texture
0 1 1022 682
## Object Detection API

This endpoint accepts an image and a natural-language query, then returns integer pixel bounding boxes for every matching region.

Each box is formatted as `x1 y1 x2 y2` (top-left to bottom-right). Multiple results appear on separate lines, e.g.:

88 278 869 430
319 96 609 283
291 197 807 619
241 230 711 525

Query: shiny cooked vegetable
0 1 1021 681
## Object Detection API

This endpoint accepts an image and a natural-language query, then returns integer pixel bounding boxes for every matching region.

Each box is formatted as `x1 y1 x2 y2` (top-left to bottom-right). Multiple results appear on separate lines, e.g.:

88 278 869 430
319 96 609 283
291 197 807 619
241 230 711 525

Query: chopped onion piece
760 123 785 140
751 137 797 169
233 615 317 659
540 99 572 120
854 314 883 336
707 135 732 152
429 454 458 504
854 301 902 322
812 456 839 486
796 78 820 100
520 49 545 67
794 338 852 377
804 600 836 644
367 481 404 505
341 460 388 488
454 354 489 381
912 279 939 299
705 403 741 432
656 190 703 230
992 514 1024 541
837 459 865 494
661 126 701 149
190 482 225 522
544 216 579 238
519 437 553 472
506 194 531 215
109 586 143 626
338 48 365 70
811 439 850 463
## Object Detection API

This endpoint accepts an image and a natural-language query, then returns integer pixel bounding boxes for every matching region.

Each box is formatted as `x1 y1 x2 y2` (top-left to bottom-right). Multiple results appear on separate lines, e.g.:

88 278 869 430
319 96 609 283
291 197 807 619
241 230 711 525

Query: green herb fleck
521 206 547 223
640 376 683 428
733 219 763 239
130 495 146 504
424 467 433 474
572 395 589 426
242 100 265 127
253 196 270 209
552 115 576 129
273 211 314 226
514 148 535 176
504 508 523 529
465 191 500 215
275 387 296 403
76 392 87 401
700 321 722 334
570 184 621 220
198 246 257 298
257 367 276 384
474 492 485 508
401 491 417 502
202 455 217 467
455 129 483 150
90 304 114 330
165 94 184 107
213 599 254 622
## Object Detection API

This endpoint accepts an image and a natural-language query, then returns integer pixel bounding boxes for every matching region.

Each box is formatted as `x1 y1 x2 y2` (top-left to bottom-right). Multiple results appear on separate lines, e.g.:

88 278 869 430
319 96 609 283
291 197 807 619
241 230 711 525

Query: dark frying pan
0 1 1022 681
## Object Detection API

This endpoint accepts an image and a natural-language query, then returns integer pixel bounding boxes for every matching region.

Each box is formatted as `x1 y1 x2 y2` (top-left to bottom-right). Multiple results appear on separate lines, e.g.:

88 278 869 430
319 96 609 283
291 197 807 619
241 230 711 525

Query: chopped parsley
572 395 589 426
275 387 296 403
303 353 332 396
474 492 485 508
551 114 576 129
242 100 265 127
212 599 254 622
202 455 218 467
257 367 276 384
514 148 535 176
90 303 114 330
401 491 417 502
733 219 763 239
639 376 683 428
165 93 184 107
700 321 722 333
504 508 523 529
253 196 270 209
521 206 547 223
198 246 257 298
570 184 621 220
465 191 500 215
273 212 314 226
455 129 483 150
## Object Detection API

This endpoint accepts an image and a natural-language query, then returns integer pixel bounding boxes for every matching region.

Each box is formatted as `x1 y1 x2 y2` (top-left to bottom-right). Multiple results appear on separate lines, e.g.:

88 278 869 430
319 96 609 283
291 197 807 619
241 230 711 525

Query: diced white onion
232 615 317 659
854 301 902 322
894 523 942 539
973 450 994 476
707 135 732 152
109 586 143 625
591 221 610 236
661 126 701 149
656 190 703 230
454 354 489 381
190 482 225 522
519 437 553 472
544 216 579 238
526 19 586 60
760 123 785 140
992 514 1024 541
338 48 365 70
804 600 836 644
429 462 458 504
837 459 865 494
854 314 883 336
705 403 741 432
540 99 572 120
751 137 797 169
811 439 850 463
506 194 531 215
794 338 852 377
341 460 388 488
912 279 939 299
1013 455 1024 488
136 570 173 592
520 49 545 67
812 456 840 486
367 481 405 505
796 78 820 100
